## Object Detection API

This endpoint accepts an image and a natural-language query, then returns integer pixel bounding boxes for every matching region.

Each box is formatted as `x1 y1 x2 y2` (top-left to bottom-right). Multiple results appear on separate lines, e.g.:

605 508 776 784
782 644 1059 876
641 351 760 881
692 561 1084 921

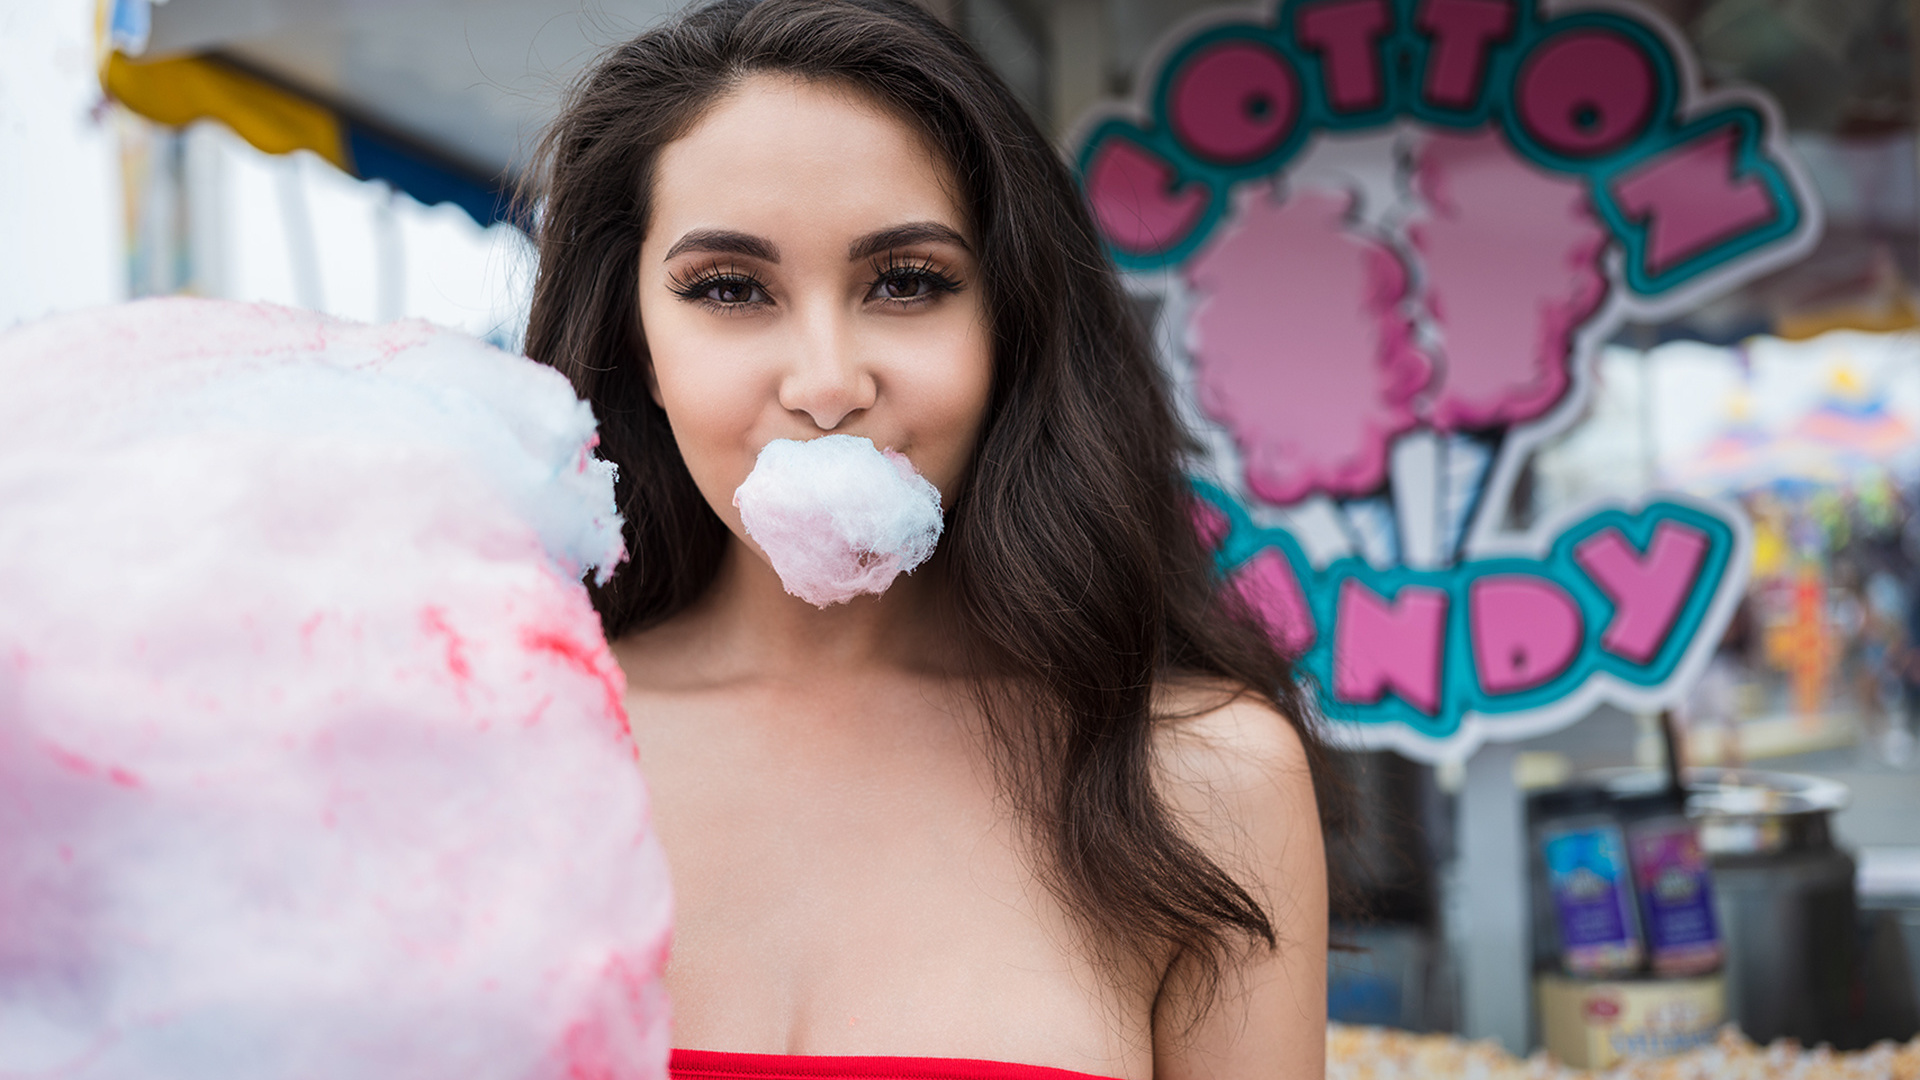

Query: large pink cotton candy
0 299 670 1080
1186 185 1431 504
733 435 944 608
1410 130 1610 430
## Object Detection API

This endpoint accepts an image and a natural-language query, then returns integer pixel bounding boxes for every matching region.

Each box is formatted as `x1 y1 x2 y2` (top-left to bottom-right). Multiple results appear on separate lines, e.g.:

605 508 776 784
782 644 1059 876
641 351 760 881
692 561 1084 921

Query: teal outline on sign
1075 0 1808 299
1196 482 1738 740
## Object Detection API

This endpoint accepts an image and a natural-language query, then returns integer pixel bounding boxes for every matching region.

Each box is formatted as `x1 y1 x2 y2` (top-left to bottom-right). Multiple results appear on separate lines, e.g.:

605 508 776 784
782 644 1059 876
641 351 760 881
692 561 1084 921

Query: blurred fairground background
4 0 1920 1067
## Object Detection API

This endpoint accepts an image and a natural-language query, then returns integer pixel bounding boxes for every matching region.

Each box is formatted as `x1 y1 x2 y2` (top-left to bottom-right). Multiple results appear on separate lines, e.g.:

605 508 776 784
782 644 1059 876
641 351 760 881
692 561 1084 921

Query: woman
523 0 1334 1076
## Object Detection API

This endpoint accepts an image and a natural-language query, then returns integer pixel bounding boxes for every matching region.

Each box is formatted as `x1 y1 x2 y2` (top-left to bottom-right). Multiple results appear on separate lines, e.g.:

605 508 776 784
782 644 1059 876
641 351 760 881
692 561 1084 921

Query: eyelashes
666 261 767 307
666 252 965 311
868 252 964 302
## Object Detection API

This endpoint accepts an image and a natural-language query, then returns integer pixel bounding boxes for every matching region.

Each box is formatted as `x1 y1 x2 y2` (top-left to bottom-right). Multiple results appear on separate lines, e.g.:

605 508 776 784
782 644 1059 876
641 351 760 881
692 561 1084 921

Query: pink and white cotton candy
733 435 944 608
0 299 671 1080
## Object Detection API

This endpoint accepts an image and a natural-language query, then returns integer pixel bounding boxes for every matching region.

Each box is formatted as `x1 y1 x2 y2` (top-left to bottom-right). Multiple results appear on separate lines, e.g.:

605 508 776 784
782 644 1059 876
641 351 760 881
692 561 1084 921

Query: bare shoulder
1150 678 1317 844
1149 678 1328 1080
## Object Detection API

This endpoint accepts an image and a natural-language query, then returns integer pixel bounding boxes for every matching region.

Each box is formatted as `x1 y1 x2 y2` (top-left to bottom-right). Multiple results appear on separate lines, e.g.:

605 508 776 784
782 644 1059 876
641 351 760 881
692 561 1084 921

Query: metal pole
1904 0 1920 300
1049 0 1104 144
1458 741 1529 1052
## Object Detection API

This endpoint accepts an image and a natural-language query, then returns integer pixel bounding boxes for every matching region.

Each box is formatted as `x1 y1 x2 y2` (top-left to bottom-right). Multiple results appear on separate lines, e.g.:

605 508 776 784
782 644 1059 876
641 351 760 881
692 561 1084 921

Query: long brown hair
522 0 1337 1005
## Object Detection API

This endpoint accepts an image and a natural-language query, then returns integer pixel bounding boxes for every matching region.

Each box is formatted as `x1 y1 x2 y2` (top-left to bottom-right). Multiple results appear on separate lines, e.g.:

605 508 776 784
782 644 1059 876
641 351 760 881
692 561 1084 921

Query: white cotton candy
732 434 944 608
0 299 670 1080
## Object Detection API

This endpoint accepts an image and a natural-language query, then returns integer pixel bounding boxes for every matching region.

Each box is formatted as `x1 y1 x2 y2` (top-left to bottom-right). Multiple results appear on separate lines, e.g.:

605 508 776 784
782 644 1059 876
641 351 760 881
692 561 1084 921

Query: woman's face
637 74 993 553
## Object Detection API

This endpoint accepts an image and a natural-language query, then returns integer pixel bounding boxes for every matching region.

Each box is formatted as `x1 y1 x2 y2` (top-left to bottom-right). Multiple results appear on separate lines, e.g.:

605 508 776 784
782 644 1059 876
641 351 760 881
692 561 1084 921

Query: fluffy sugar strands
0 299 670 1080
733 434 944 608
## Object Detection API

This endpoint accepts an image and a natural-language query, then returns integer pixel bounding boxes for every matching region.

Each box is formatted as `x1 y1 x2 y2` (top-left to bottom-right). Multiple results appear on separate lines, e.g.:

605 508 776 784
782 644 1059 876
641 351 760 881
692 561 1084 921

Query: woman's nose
776 309 876 431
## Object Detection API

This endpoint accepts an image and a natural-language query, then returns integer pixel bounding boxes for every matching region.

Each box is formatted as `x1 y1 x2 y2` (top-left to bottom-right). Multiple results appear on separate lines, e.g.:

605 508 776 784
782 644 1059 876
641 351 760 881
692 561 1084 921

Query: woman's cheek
915 345 994 498
660 340 769 441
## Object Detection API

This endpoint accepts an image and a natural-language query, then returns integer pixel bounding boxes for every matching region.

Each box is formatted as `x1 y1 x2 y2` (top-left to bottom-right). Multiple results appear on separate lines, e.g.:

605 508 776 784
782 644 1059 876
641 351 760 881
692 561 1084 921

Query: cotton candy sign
0 299 671 1079
1072 0 1818 758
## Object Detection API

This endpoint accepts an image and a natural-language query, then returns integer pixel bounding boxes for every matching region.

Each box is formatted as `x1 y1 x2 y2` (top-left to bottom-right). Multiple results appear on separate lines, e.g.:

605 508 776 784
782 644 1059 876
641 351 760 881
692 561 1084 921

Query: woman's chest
624 685 1155 1073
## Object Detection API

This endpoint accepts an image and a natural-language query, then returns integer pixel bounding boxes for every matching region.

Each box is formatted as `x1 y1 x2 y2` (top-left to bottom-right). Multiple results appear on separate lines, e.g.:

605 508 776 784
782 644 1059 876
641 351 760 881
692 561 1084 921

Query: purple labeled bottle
1619 791 1723 977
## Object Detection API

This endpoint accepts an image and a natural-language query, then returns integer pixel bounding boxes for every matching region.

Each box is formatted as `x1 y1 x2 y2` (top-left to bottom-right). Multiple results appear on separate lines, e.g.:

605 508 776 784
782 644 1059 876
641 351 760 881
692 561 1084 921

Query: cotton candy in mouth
732 434 944 608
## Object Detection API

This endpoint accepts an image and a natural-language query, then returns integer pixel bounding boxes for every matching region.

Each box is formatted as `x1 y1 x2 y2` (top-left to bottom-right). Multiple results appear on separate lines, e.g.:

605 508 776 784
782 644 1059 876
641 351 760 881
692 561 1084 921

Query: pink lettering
1192 498 1231 551
1611 127 1781 277
1574 523 1710 665
1515 28 1658 158
1297 0 1392 114
1168 40 1302 164
1469 576 1583 694
1084 138 1210 255
1333 580 1447 714
1416 0 1516 109
1232 549 1316 656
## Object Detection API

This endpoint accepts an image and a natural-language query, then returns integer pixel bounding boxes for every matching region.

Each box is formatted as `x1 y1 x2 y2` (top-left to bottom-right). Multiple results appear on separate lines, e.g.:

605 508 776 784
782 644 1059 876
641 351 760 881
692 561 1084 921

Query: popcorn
1326 1023 1920 1080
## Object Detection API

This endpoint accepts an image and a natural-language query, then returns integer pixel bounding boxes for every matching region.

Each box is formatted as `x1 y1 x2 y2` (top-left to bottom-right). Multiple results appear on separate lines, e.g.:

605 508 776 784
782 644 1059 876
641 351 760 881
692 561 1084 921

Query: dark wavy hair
522 0 1337 1006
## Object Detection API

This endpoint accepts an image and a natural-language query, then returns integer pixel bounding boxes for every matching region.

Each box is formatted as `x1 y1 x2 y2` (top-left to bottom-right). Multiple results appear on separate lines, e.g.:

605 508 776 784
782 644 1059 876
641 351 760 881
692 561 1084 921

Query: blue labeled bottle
1536 787 1644 977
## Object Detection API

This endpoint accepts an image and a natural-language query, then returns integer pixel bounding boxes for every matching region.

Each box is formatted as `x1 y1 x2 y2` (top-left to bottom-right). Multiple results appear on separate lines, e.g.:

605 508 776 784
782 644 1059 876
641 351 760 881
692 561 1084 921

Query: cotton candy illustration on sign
1412 132 1612 431
1185 129 1609 509
1178 127 1615 672
1186 182 1429 506
0 299 671 1080
1078 0 1820 766
1123 106 1797 749
734 434 945 608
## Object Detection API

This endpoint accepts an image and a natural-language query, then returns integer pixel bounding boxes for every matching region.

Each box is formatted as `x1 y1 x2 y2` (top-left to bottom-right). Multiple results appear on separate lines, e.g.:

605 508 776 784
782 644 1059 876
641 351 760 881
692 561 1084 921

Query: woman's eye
873 272 934 301
705 279 764 304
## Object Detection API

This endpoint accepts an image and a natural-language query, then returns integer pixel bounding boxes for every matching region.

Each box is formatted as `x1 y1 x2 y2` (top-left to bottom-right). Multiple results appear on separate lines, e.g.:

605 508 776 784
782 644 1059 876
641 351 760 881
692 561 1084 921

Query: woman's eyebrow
663 229 780 262
849 222 971 260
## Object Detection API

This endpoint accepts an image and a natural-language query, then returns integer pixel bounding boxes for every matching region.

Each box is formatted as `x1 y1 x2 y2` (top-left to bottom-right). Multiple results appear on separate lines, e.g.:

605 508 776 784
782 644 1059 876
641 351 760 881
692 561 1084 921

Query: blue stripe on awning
343 124 511 227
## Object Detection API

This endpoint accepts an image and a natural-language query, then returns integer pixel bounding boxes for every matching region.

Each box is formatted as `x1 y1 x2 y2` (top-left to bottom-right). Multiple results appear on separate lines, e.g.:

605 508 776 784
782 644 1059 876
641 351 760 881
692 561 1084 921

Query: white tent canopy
117 0 685 199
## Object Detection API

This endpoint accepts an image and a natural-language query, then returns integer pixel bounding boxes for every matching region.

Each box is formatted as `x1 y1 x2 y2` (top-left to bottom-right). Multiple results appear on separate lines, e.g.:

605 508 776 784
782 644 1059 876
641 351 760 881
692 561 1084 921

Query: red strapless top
669 1049 1123 1080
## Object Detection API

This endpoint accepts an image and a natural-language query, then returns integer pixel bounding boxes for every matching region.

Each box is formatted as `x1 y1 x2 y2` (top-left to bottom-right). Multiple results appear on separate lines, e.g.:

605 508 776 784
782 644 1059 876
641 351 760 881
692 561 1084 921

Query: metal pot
1683 769 1865 1049
1580 768 1870 1046
1686 769 1849 859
